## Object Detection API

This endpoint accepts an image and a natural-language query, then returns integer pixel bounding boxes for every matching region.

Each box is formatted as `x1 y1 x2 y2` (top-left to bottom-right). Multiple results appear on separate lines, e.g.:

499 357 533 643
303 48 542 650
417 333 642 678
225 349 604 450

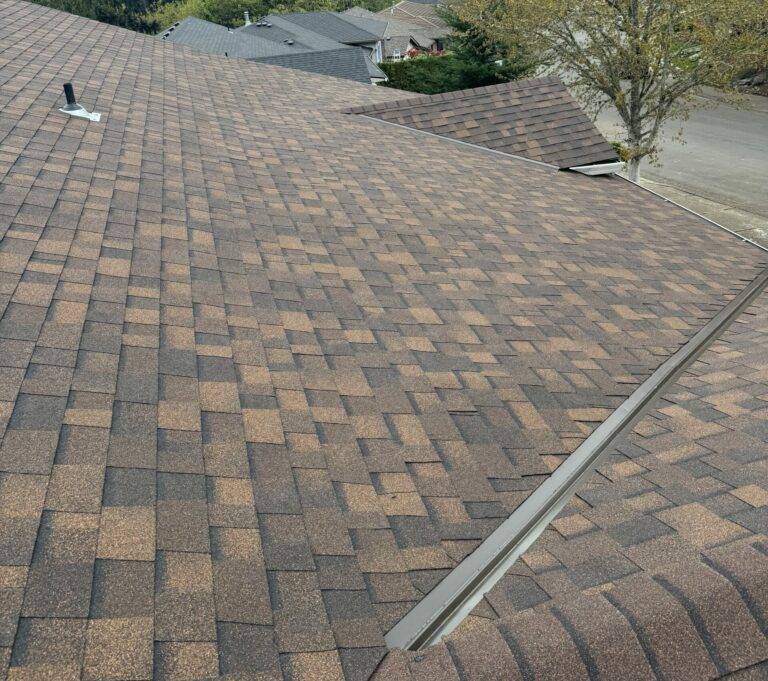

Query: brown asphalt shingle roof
346 76 620 168
379 292 768 680
0 1 766 679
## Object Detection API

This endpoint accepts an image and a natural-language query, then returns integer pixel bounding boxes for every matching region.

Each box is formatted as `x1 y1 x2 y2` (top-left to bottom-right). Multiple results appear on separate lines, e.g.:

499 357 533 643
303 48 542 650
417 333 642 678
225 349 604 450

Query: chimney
244 11 251 25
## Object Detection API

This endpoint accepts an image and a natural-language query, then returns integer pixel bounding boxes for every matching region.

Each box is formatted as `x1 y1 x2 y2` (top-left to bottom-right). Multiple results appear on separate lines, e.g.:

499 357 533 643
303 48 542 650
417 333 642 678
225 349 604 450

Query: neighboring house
343 6 435 60
376 0 452 44
237 14 347 52
158 16 297 59
3 2 768 680
268 11 384 65
240 13 386 81
160 14 386 84
244 9 434 66
252 46 383 86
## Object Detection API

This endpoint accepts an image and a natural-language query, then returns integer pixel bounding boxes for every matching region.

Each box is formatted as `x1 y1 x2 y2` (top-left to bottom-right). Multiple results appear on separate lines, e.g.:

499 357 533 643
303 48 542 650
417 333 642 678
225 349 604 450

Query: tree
32 0 157 31
378 11 535 95
439 4 534 87
449 0 768 180
380 52 530 95
379 54 461 94
151 0 257 29
150 0 390 30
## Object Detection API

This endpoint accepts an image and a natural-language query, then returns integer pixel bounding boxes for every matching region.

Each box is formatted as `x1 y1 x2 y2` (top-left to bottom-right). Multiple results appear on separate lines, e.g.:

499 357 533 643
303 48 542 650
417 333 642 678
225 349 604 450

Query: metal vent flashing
384 263 768 651
59 83 101 122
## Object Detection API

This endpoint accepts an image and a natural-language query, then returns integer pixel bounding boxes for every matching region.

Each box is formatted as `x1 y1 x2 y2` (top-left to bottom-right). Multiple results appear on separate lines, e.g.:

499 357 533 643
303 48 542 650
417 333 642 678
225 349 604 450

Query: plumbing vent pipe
244 11 251 25
62 83 79 111
59 83 101 122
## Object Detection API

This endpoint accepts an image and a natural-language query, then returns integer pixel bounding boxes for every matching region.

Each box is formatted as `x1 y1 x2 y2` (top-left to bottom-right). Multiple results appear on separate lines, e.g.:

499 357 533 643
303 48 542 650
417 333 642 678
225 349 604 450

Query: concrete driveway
594 89 768 245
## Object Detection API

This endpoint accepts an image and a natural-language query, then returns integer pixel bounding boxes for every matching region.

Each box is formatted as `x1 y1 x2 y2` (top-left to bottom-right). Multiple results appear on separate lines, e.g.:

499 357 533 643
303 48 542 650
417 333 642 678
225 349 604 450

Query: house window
374 40 383 63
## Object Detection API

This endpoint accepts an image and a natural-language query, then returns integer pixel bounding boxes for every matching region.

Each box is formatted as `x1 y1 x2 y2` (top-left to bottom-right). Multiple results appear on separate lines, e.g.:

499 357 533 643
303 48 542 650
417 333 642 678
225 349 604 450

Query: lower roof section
344 76 620 169
376 291 768 679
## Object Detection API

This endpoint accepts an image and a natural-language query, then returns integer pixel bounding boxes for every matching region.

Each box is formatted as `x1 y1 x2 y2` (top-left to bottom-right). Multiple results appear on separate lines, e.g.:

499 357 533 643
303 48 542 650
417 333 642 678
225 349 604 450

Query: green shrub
379 50 534 95
379 55 463 95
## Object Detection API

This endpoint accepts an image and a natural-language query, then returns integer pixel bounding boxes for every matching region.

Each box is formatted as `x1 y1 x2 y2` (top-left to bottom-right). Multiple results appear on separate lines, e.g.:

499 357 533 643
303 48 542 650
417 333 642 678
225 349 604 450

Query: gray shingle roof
345 76 619 168
376 1 451 37
344 6 428 40
380 35 412 58
336 9 390 38
253 46 382 84
159 16 295 59
277 11 380 44
238 15 344 52
343 6 434 52
160 15 383 83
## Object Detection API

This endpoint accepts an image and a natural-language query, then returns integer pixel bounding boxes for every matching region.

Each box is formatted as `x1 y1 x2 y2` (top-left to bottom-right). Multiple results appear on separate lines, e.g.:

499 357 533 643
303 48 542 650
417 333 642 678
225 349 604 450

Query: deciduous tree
450 0 768 180
34 0 156 31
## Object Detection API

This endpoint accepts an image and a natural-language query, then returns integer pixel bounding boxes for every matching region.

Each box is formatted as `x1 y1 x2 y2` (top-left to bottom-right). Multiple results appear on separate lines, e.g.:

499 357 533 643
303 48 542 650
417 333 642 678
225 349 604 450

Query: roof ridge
277 9 381 42
386 0 445 29
343 75 563 115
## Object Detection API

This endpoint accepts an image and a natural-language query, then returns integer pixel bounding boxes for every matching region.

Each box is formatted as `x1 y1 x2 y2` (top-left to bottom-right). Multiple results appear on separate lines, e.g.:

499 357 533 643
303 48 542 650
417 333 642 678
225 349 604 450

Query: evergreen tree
440 5 534 89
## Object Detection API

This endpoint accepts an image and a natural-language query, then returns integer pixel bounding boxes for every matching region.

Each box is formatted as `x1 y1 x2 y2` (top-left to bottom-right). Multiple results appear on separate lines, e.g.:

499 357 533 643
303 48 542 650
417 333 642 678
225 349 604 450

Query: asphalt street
594 90 768 220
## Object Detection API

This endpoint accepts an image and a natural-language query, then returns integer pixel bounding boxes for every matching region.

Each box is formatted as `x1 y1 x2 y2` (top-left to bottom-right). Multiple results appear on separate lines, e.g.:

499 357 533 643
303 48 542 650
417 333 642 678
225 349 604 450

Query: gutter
385 263 768 651
618 174 768 255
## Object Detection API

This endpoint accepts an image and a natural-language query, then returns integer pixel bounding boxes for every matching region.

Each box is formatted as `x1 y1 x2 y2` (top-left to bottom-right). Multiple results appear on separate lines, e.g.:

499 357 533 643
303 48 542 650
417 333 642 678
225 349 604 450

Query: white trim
569 161 624 175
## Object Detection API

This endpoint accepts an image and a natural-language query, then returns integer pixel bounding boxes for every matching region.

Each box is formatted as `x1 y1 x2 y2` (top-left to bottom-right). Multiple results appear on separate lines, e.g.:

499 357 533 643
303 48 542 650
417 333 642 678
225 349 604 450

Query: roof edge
617 175 768 255
341 75 563 116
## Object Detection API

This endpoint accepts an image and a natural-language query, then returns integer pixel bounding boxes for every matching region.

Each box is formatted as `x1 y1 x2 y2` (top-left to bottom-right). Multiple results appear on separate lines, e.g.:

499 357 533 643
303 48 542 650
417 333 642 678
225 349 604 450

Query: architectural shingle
161 15 386 84
346 76 620 168
160 16 296 59
380 291 768 679
376 1 450 38
277 11 381 45
0 1 766 679
253 46 381 85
